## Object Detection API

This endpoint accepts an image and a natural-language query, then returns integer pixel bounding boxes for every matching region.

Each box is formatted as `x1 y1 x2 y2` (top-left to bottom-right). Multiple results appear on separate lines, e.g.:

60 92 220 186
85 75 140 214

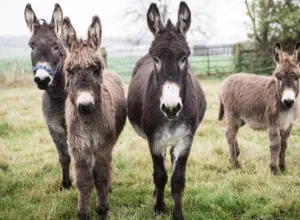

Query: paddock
1 78 300 219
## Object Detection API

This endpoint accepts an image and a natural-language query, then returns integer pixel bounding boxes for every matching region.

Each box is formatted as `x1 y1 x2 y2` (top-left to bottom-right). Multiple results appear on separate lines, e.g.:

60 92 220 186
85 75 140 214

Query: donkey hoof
109 185 112 193
234 161 241 169
78 213 89 220
97 207 108 220
279 164 286 172
173 209 184 220
154 201 165 215
270 166 278 176
61 180 71 190
153 189 156 197
98 214 107 220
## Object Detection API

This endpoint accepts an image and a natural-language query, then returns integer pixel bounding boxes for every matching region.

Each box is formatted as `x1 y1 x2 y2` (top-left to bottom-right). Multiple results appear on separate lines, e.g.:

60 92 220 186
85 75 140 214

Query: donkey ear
61 17 77 52
293 41 300 64
176 1 191 36
50 3 63 36
147 3 163 36
24 4 40 33
273 42 282 64
87 16 102 50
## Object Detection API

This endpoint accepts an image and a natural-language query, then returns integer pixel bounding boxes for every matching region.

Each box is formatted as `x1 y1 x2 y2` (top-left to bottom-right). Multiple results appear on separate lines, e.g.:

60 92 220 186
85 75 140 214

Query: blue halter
32 62 60 78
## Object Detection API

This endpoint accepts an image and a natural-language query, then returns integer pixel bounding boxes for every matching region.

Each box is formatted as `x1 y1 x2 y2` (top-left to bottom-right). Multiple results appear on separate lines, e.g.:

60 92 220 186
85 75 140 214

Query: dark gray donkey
219 42 300 175
127 2 206 219
24 4 71 189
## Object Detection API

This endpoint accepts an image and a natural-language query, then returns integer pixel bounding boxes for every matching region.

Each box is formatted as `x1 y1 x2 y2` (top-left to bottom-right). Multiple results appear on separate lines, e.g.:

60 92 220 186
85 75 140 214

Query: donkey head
62 16 105 115
147 1 191 120
25 4 65 90
273 42 300 108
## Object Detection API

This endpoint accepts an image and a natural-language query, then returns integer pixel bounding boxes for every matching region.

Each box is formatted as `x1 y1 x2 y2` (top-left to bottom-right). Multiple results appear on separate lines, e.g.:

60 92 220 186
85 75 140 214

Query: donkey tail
218 101 224 121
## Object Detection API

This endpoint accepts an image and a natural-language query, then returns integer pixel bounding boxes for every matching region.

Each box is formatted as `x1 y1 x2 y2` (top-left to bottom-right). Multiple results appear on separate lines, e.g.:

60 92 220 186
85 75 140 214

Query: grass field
1 78 300 219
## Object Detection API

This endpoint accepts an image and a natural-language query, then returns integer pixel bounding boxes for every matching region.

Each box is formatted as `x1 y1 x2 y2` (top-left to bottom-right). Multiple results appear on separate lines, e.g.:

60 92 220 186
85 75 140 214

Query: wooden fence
0 44 277 81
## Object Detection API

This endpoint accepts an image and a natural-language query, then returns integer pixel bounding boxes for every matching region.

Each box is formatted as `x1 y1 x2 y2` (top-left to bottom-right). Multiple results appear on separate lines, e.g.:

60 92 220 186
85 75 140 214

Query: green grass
1 78 300 219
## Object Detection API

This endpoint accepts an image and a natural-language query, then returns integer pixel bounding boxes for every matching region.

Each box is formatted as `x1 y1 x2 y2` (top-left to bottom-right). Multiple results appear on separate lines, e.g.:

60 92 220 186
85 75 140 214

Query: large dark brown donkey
24 4 71 189
219 42 300 175
62 16 126 220
127 2 206 219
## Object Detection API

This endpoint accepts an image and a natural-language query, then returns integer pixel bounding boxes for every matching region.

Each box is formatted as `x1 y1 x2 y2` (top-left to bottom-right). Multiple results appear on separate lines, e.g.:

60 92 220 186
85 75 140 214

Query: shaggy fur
62 16 126 220
127 2 206 220
219 42 300 175
24 3 72 189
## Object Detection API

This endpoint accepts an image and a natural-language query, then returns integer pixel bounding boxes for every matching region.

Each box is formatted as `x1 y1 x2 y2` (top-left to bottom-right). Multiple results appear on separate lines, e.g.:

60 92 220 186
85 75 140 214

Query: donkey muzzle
160 82 182 120
76 91 95 115
282 88 296 108
34 69 52 90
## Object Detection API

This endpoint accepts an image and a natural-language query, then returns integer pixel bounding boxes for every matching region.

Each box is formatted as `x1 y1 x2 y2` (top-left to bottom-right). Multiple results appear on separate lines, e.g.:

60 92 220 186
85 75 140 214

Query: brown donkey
219 42 300 175
62 16 126 219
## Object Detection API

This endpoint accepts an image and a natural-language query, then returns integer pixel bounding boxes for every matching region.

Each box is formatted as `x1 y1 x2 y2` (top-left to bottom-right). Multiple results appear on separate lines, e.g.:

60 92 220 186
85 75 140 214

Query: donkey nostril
34 77 41 84
161 103 167 113
44 77 51 85
174 103 182 113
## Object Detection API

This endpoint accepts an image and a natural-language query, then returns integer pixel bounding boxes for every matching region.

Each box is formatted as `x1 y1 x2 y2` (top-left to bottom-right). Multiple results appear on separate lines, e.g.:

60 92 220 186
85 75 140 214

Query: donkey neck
45 69 67 99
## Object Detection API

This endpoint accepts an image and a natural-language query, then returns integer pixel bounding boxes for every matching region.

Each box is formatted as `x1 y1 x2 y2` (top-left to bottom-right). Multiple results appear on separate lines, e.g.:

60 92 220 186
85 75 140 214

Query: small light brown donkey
219 42 300 175
62 16 126 219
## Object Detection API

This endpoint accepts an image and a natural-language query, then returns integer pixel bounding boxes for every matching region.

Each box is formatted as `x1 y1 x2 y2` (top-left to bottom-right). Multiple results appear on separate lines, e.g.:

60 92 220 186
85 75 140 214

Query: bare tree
124 0 210 45
244 0 273 50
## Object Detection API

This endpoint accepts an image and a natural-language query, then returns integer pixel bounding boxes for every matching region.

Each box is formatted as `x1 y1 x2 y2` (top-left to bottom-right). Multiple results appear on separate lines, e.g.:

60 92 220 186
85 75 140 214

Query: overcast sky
0 0 249 45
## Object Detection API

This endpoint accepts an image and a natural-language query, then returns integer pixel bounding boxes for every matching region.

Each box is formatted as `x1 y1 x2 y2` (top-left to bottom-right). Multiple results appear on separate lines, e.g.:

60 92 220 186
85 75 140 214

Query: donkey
219 42 300 175
61 16 127 220
127 2 206 219
24 4 72 189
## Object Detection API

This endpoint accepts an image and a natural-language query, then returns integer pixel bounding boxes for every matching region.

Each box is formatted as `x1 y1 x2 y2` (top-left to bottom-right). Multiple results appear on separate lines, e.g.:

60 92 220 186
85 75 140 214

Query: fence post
14 59 18 82
234 43 242 73
207 47 210 75
100 47 107 67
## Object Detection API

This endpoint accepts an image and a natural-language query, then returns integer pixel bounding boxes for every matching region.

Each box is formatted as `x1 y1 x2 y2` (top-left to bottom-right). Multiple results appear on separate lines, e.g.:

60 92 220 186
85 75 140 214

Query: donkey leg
75 159 94 220
93 155 111 220
48 127 71 189
170 136 192 220
279 127 291 172
150 144 168 215
235 140 240 157
268 127 281 176
153 149 166 197
225 121 240 168
235 120 244 158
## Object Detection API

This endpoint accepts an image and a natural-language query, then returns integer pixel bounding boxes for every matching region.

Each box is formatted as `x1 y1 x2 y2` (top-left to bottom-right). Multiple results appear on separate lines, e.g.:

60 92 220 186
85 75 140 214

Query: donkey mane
39 19 48 25
64 41 105 71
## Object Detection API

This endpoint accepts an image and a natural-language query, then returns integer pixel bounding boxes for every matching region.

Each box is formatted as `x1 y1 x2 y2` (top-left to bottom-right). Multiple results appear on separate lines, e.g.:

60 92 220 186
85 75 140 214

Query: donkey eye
53 46 59 52
68 70 74 76
153 57 160 65
93 70 100 77
180 57 187 65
